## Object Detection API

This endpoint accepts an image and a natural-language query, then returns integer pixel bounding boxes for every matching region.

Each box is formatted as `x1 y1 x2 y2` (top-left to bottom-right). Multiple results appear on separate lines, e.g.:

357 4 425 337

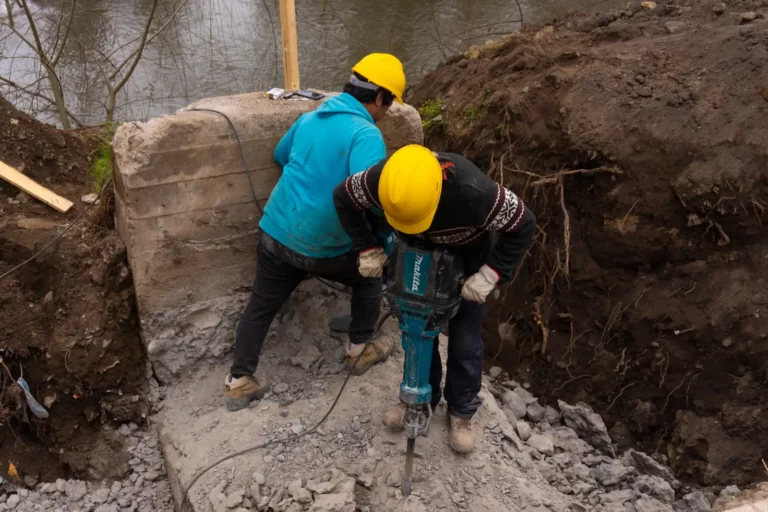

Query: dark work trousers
230 230 382 378
427 299 485 419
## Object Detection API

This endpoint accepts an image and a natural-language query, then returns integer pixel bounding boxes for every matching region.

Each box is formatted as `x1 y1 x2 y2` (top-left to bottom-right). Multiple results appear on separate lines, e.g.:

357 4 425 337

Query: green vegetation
88 123 117 193
418 99 444 133
464 105 480 123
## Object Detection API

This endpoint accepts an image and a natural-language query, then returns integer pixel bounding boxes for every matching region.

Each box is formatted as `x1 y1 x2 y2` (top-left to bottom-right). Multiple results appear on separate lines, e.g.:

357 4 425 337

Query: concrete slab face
113 92 422 381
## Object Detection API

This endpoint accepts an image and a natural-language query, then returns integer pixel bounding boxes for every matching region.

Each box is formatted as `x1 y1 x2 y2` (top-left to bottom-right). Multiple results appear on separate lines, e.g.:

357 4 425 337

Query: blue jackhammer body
385 237 464 494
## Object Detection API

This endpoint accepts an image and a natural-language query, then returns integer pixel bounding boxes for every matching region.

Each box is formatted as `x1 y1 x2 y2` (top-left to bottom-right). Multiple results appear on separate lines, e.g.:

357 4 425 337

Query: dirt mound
0 93 146 482
409 0 768 488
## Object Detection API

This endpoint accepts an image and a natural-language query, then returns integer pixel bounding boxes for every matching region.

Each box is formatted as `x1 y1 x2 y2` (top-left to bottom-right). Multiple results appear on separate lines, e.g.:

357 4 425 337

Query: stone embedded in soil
92 487 110 503
544 406 561 425
502 390 527 419
623 449 679 487
528 434 555 456
119 424 132 436
741 12 762 24
632 475 675 503
720 485 740 498
64 479 87 501
290 345 322 370
664 21 687 34
274 382 290 394
489 366 503 379
633 495 675 512
590 461 634 486
527 402 546 422
712 3 725 14
559 400 614 456
6 495 20 509
515 420 532 441
675 491 712 512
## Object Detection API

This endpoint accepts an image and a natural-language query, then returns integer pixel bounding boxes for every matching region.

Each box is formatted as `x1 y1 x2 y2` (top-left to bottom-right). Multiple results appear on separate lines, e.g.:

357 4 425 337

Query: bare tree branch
16 0 71 128
0 74 84 126
106 0 159 121
3 0 14 28
51 0 77 67
109 0 186 80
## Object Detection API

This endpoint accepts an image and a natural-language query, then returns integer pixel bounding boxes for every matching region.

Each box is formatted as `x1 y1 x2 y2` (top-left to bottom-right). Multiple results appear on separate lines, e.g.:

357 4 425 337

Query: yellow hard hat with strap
378 145 442 234
352 53 406 104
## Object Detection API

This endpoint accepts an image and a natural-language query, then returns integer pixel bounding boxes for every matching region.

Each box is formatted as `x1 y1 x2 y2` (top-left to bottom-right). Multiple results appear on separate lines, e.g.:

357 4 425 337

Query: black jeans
230 230 382 378
427 299 485 419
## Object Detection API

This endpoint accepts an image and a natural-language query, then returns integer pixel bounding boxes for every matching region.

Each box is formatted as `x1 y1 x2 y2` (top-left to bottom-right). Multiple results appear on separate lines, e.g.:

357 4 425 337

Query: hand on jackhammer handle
358 247 387 278
461 264 499 303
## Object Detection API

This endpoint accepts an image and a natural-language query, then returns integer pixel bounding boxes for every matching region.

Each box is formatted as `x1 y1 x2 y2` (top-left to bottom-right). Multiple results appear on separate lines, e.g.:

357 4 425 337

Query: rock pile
487 372 733 512
0 427 173 512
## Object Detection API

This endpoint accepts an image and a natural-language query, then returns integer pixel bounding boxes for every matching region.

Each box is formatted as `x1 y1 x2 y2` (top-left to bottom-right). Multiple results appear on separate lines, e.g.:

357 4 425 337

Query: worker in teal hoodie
224 54 406 411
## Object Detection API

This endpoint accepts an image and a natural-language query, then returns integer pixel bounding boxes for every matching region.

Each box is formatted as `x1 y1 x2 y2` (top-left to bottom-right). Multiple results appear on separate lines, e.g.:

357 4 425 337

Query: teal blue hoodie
259 93 386 258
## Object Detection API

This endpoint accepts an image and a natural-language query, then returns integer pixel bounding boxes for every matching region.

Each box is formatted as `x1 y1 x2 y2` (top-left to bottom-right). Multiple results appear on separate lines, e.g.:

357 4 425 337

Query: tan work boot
344 335 394 376
225 374 269 412
382 402 407 431
448 413 476 454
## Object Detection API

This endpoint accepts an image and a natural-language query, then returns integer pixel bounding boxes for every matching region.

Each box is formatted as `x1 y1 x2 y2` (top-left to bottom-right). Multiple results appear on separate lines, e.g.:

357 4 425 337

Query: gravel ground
0 426 173 512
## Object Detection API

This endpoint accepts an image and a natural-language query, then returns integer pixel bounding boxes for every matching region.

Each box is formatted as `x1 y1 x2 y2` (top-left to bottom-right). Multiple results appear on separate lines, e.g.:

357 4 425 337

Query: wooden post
279 0 300 90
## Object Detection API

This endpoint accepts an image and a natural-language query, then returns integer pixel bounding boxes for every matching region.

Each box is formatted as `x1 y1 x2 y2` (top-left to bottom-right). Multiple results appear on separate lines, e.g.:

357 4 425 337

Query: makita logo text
411 255 424 292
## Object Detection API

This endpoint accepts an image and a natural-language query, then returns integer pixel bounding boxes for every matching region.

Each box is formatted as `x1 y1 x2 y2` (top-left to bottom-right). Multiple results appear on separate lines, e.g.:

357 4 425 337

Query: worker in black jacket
333 144 536 453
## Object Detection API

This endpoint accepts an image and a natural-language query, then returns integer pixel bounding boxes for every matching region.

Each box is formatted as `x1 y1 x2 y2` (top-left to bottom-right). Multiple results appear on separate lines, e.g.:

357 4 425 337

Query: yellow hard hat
352 53 406 104
379 145 442 234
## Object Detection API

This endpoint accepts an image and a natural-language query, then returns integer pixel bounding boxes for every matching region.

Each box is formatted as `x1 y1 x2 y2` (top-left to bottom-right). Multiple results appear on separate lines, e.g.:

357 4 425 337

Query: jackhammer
385 236 464 496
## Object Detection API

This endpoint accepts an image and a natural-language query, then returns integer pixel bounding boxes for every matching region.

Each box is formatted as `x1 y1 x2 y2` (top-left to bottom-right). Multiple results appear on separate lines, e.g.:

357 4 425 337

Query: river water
1 0 621 125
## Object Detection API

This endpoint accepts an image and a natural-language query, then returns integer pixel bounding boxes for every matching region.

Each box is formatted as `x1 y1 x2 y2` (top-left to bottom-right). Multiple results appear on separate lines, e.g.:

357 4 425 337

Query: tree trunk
46 66 70 129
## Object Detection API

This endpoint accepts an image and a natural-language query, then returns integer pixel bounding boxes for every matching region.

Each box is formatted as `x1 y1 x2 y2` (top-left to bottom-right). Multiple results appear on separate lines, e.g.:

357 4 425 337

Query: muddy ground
409 0 768 487
0 94 146 483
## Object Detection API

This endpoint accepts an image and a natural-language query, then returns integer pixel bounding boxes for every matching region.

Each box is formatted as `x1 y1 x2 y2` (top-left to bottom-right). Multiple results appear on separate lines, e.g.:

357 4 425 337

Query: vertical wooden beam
278 0 300 90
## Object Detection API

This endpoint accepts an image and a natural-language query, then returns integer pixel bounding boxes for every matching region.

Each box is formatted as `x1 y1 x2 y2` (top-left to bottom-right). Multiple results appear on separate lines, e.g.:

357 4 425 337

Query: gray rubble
0 429 173 512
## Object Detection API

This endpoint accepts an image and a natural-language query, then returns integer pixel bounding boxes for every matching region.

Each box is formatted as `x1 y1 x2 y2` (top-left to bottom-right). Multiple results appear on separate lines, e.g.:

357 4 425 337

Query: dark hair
343 72 395 106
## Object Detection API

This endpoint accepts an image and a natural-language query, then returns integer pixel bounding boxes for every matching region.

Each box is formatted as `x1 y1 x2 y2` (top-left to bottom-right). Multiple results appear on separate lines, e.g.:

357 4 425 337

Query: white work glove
461 264 500 303
358 247 387 278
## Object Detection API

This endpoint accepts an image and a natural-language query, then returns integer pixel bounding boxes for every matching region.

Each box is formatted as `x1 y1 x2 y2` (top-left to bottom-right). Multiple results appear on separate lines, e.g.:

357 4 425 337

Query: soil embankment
0 94 147 482
409 0 768 487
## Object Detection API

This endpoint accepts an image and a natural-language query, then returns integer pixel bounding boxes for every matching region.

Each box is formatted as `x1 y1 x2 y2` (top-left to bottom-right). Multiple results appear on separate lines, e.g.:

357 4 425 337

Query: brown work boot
448 413 476 454
225 374 269 412
344 334 394 376
382 402 407 432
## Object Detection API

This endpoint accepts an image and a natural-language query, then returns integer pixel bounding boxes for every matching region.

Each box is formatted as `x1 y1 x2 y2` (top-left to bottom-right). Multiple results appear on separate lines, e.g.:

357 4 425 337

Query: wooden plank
0 160 73 213
279 0 300 90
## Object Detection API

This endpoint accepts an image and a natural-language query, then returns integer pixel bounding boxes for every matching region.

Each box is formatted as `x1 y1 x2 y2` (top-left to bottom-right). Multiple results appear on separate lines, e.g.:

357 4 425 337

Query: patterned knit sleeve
483 184 536 282
333 163 384 251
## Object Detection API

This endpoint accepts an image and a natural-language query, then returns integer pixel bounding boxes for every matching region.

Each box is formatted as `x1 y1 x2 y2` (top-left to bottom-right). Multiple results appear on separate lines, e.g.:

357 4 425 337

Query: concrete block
113 91 422 380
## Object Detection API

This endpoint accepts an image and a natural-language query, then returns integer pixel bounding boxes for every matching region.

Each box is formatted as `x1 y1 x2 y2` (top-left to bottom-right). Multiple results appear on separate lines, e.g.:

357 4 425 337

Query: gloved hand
461 264 499 303
358 247 387 278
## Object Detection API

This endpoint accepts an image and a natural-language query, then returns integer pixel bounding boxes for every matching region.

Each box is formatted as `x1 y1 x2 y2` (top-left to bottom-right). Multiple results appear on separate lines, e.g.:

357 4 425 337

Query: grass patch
418 99 444 133
464 105 480 123
88 122 117 193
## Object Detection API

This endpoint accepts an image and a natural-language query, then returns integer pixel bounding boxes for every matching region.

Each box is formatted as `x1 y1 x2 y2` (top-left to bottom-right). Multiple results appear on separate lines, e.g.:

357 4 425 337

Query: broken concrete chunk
308 493 356 512
623 448 680 488
590 461 634 486
633 475 675 503
558 400 614 456
515 420 532 441
503 390 527 419
527 402 547 422
290 345 322 370
675 491 712 512
528 434 555 456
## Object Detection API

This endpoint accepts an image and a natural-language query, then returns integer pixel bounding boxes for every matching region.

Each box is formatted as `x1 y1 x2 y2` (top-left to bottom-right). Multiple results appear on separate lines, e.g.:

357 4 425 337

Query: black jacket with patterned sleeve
333 152 536 282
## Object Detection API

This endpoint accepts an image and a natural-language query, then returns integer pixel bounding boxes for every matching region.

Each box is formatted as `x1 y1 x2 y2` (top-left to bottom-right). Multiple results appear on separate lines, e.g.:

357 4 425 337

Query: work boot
344 334 394 376
224 374 269 412
448 413 476 454
382 402 406 432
